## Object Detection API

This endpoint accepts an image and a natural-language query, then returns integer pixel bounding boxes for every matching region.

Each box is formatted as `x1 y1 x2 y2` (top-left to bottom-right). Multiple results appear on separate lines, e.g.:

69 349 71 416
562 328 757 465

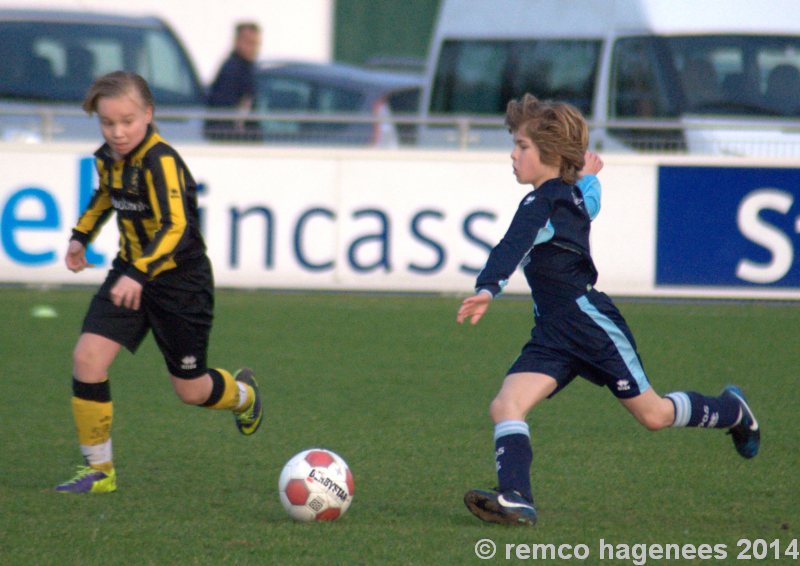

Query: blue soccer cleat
723 385 760 459
464 488 538 526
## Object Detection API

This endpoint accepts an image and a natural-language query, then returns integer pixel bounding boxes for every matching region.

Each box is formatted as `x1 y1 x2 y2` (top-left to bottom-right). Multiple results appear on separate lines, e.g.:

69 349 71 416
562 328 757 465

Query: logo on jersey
522 194 536 206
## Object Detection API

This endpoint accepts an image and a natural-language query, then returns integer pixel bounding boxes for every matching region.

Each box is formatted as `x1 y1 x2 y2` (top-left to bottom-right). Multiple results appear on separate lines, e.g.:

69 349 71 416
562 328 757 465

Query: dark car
0 8 205 143
251 61 422 147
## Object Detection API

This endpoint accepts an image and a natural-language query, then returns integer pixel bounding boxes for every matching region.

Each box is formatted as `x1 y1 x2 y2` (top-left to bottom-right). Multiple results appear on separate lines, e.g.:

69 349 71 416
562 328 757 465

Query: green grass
0 288 798 565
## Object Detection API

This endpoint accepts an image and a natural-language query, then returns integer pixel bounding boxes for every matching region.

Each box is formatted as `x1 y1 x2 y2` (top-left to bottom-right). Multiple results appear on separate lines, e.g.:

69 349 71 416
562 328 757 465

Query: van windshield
431 35 800 120
611 35 800 119
0 21 203 105
430 39 600 116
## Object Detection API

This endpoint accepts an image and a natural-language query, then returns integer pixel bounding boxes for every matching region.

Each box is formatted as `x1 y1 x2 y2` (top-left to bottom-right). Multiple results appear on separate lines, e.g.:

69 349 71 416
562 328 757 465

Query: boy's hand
65 240 95 272
110 275 143 310
457 292 492 325
580 151 604 176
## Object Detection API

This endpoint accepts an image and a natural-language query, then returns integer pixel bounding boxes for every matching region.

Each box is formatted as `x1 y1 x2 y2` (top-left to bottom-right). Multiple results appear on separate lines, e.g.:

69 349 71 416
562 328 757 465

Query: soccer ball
278 448 354 521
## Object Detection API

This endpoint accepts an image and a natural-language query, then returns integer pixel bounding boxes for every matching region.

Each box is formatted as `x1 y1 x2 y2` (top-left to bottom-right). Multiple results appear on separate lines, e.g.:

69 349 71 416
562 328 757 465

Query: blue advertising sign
657 166 800 287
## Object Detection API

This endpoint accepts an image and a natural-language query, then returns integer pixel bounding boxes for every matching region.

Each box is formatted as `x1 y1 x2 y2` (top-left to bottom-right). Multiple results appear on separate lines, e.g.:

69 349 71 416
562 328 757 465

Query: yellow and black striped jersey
71 126 206 283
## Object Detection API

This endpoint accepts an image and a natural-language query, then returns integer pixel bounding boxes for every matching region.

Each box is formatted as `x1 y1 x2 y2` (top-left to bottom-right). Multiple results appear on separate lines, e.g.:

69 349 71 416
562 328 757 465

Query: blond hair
82 71 154 115
505 93 588 185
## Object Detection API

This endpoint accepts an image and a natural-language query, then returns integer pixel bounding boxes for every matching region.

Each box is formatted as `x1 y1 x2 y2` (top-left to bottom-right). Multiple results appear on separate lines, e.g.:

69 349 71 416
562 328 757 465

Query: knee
72 345 92 370
489 396 521 423
171 377 209 406
72 335 119 381
72 343 104 376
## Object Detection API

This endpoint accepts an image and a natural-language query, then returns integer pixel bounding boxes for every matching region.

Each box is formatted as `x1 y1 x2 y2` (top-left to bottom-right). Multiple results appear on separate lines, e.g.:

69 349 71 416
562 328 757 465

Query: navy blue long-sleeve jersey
475 176 600 314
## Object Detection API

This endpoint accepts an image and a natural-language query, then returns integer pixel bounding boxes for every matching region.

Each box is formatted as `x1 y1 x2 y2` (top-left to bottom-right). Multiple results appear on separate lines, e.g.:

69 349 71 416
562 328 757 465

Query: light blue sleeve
577 174 602 220
532 221 554 245
532 176 602 246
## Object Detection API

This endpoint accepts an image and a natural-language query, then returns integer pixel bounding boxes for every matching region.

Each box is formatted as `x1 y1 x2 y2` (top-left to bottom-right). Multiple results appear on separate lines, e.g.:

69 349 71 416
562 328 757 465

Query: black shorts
82 256 214 378
507 289 650 399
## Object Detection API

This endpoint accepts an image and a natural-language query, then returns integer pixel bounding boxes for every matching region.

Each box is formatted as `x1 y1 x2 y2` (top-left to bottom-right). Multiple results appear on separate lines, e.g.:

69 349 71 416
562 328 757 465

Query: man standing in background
205 22 262 141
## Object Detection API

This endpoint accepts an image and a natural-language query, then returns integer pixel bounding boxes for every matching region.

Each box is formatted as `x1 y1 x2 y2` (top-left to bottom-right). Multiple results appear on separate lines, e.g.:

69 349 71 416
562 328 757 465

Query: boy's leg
464 372 557 526
171 368 263 436
620 386 759 458
56 333 120 494
490 372 558 501
149 257 263 436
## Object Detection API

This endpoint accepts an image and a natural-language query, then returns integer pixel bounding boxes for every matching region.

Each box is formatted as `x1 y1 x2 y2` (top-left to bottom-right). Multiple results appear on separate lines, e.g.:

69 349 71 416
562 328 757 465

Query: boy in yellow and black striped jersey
56 71 263 494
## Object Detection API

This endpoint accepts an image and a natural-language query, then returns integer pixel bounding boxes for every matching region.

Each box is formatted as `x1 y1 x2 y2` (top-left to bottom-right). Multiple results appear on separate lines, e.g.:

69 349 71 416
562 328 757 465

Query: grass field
0 287 798 565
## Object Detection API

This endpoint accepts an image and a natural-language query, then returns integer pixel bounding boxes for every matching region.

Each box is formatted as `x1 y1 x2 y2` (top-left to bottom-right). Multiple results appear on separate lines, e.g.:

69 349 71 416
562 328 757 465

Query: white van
419 0 800 155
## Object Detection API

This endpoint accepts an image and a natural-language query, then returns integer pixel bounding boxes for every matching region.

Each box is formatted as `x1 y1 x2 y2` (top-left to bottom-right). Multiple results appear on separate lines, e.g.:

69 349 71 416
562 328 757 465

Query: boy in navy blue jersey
456 94 759 526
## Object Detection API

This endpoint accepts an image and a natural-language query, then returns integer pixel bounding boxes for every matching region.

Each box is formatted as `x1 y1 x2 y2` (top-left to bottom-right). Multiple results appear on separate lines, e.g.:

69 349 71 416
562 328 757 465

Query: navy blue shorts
507 289 650 399
81 256 214 379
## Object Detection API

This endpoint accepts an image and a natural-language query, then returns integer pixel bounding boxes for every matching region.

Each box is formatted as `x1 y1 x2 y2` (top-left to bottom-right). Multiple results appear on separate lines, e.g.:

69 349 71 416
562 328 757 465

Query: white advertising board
1 143 799 300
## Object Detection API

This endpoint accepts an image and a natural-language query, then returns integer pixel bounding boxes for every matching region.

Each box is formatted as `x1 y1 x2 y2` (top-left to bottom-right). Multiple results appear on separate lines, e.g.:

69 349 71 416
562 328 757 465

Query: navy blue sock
494 420 533 502
665 391 741 428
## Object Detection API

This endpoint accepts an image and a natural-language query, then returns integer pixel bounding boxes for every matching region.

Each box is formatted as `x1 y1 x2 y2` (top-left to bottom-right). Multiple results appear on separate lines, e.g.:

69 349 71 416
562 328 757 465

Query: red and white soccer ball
278 448 354 522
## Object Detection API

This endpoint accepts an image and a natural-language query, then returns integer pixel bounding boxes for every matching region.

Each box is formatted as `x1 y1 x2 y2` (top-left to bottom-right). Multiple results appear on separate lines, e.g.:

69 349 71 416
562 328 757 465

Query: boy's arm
577 175 601 220
72 160 113 245
475 193 552 297
577 151 603 220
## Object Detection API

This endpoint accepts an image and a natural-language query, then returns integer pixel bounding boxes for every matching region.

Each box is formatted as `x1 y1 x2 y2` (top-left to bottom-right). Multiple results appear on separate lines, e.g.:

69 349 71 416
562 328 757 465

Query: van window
0 21 202 105
430 39 600 116
610 37 679 119
609 34 800 119
669 35 800 117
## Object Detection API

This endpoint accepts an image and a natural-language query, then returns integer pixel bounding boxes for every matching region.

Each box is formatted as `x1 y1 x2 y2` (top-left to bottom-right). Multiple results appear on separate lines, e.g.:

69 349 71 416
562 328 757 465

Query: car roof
0 8 163 28
256 61 423 92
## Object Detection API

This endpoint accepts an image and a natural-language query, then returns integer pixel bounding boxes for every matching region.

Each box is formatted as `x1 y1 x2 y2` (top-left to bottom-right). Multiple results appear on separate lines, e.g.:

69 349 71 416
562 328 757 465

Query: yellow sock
71 395 113 471
205 368 251 411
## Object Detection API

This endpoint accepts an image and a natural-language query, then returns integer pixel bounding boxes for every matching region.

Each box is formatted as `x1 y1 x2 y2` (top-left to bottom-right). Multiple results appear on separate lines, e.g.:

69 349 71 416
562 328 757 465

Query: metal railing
4 104 800 157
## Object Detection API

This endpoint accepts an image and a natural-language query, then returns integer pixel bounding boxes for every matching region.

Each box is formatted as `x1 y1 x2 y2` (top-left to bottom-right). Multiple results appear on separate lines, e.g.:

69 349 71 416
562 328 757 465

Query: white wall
0 0 333 84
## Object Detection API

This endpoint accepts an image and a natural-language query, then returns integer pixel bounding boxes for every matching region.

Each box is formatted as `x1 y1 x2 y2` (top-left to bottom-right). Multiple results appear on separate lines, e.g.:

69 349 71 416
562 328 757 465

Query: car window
387 88 421 113
259 77 312 111
256 74 369 137
317 86 362 113
141 30 198 101
0 21 202 105
258 75 366 113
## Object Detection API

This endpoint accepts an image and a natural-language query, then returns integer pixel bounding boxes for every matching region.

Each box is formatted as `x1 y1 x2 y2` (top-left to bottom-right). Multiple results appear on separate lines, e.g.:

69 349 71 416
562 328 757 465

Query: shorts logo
616 379 631 392
181 355 197 370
